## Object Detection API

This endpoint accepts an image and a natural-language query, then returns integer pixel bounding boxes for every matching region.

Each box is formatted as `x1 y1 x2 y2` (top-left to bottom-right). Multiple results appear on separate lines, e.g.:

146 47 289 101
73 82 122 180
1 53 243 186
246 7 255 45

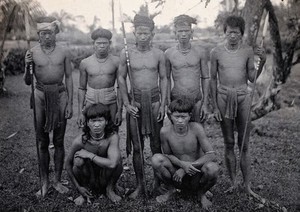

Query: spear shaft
240 11 269 158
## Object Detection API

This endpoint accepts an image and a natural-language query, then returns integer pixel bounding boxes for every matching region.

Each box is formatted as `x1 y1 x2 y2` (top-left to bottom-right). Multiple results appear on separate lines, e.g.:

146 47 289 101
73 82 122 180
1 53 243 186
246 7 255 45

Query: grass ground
0 65 299 211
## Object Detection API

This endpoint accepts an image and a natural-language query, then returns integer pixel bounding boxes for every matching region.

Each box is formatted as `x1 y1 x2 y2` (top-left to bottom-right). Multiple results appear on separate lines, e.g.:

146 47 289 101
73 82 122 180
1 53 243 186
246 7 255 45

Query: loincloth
126 87 160 156
35 81 66 132
171 87 201 104
217 84 249 119
85 85 117 105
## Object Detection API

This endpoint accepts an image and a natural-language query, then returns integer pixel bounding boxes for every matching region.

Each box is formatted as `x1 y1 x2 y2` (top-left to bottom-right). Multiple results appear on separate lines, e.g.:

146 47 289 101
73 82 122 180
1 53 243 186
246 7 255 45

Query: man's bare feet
199 194 212 210
205 190 213 198
106 188 122 203
74 195 85 206
155 188 176 203
35 181 50 198
53 181 69 194
244 184 261 200
128 186 144 199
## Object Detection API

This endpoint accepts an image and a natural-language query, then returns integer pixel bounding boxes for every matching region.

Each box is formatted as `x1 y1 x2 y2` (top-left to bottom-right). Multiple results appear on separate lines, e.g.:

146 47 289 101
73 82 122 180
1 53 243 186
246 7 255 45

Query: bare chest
130 51 159 72
84 139 110 156
170 51 200 71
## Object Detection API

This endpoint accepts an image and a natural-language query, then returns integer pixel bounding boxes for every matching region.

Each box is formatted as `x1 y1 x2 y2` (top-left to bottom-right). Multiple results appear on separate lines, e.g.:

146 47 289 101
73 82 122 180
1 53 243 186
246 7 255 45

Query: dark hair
223 15 245 36
82 104 116 143
168 98 194 114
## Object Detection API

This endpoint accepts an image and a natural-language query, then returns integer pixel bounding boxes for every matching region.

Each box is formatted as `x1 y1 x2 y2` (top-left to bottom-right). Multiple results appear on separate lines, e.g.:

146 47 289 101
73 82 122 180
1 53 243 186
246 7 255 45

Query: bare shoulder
193 44 205 54
165 46 176 58
111 55 120 66
241 43 253 54
210 44 224 59
152 47 164 56
189 122 205 134
160 125 172 137
108 133 120 144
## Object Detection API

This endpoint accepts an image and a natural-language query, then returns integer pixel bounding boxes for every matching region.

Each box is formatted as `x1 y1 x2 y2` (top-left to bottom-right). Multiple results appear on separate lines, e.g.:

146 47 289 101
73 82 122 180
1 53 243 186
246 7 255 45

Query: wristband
91 154 96 162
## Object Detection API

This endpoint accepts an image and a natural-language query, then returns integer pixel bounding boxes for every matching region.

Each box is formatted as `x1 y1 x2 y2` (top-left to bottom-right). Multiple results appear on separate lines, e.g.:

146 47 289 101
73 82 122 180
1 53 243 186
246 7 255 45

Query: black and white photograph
0 0 299 211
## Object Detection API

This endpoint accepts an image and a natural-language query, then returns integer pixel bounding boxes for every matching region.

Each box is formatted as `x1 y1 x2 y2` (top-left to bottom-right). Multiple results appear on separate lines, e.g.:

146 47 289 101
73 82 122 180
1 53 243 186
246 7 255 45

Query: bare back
32 44 68 84
81 54 119 89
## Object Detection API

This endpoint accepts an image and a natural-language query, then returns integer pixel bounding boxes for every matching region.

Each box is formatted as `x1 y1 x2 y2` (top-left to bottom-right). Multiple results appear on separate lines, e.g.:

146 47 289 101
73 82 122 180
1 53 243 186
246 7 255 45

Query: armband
78 87 87 91
205 151 215 154
91 154 96 162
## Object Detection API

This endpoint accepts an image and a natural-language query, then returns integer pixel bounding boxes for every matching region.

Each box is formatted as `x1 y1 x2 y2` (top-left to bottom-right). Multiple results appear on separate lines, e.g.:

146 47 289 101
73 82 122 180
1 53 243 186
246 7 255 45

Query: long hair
82 104 116 143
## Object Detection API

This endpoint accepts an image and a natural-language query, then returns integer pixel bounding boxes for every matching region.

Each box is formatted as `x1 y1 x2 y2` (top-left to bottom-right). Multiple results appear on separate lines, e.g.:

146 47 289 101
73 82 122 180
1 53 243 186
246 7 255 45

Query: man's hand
173 168 186 184
254 46 266 63
75 149 94 160
78 186 93 199
114 110 122 126
77 113 85 128
25 50 33 64
157 105 165 122
65 103 73 119
125 104 139 118
213 108 222 122
200 103 209 122
181 161 201 176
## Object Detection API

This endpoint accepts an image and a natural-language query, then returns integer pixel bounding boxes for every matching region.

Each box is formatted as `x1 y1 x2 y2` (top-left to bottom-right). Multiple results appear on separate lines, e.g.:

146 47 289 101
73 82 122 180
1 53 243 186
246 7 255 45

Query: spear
25 8 42 196
118 0 147 196
240 11 269 159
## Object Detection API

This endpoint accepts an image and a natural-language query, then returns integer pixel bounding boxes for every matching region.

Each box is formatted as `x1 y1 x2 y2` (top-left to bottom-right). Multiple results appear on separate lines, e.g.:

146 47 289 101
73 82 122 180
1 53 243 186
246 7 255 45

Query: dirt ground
0 65 299 212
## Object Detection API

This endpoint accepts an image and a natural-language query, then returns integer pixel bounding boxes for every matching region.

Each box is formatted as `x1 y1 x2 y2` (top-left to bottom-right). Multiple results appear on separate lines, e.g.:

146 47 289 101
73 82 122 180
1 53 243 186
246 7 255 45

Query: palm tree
0 0 45 92
50 9 75 32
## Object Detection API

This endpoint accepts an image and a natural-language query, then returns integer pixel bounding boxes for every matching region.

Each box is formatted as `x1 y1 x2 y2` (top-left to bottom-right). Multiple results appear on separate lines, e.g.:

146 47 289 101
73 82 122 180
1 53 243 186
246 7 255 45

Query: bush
3 48 27 75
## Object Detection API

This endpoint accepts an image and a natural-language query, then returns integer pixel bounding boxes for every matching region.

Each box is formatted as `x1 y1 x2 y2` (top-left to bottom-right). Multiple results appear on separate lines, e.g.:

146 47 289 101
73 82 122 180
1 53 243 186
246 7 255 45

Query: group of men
23 13 265 209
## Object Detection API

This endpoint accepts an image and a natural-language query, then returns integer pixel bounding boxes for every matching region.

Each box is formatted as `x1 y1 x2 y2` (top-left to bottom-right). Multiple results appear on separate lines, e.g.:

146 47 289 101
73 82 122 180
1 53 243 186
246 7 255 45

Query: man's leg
35 90 50 197
236 95 258 197
73 157 91 205
196 162 219 209
52 92 68 194
104 160 123 202
217 93 237 191
150 102 163 192
129 114 145 199
151 153 177 203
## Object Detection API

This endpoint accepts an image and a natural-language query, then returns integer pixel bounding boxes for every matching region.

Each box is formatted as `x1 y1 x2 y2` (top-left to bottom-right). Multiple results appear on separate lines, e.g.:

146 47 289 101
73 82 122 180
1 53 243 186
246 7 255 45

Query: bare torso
166 45 205 93
32 44 67 84
214 44 251 88
129 47 162 90
82 137 111 157
163 123 203 162
82 54 119 89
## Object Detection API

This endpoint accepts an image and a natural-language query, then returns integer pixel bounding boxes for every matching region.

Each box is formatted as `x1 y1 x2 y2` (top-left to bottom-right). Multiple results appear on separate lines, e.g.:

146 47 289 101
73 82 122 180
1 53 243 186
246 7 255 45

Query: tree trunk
242 0 299 120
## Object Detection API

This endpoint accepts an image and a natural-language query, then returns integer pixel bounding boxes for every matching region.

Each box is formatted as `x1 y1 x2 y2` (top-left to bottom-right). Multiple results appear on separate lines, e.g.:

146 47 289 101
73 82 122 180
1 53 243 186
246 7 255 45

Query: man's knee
151 153 166 169
74 157 85 168
224 139 235 151
202 162 219 179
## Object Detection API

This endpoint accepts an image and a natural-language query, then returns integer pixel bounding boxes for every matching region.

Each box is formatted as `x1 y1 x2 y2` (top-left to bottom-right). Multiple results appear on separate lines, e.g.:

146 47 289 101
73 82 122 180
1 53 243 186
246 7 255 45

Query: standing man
151 99 219 209
210 16 266 196
165 14 210 123
24 16 73 197
118 14 168 198
77 28 122 128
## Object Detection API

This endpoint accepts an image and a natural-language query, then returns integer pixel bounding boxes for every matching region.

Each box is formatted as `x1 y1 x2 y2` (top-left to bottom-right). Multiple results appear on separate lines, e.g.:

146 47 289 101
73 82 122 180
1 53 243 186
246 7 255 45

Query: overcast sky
37 0 283 32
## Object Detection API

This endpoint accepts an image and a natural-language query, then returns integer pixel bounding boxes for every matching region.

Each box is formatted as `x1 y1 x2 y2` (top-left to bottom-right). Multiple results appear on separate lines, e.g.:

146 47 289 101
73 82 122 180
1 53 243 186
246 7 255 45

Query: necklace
90 132 105 141
224 43 240 54
173 126 189 137
177 44 191 56
95 54 109 63
41 44 56 55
